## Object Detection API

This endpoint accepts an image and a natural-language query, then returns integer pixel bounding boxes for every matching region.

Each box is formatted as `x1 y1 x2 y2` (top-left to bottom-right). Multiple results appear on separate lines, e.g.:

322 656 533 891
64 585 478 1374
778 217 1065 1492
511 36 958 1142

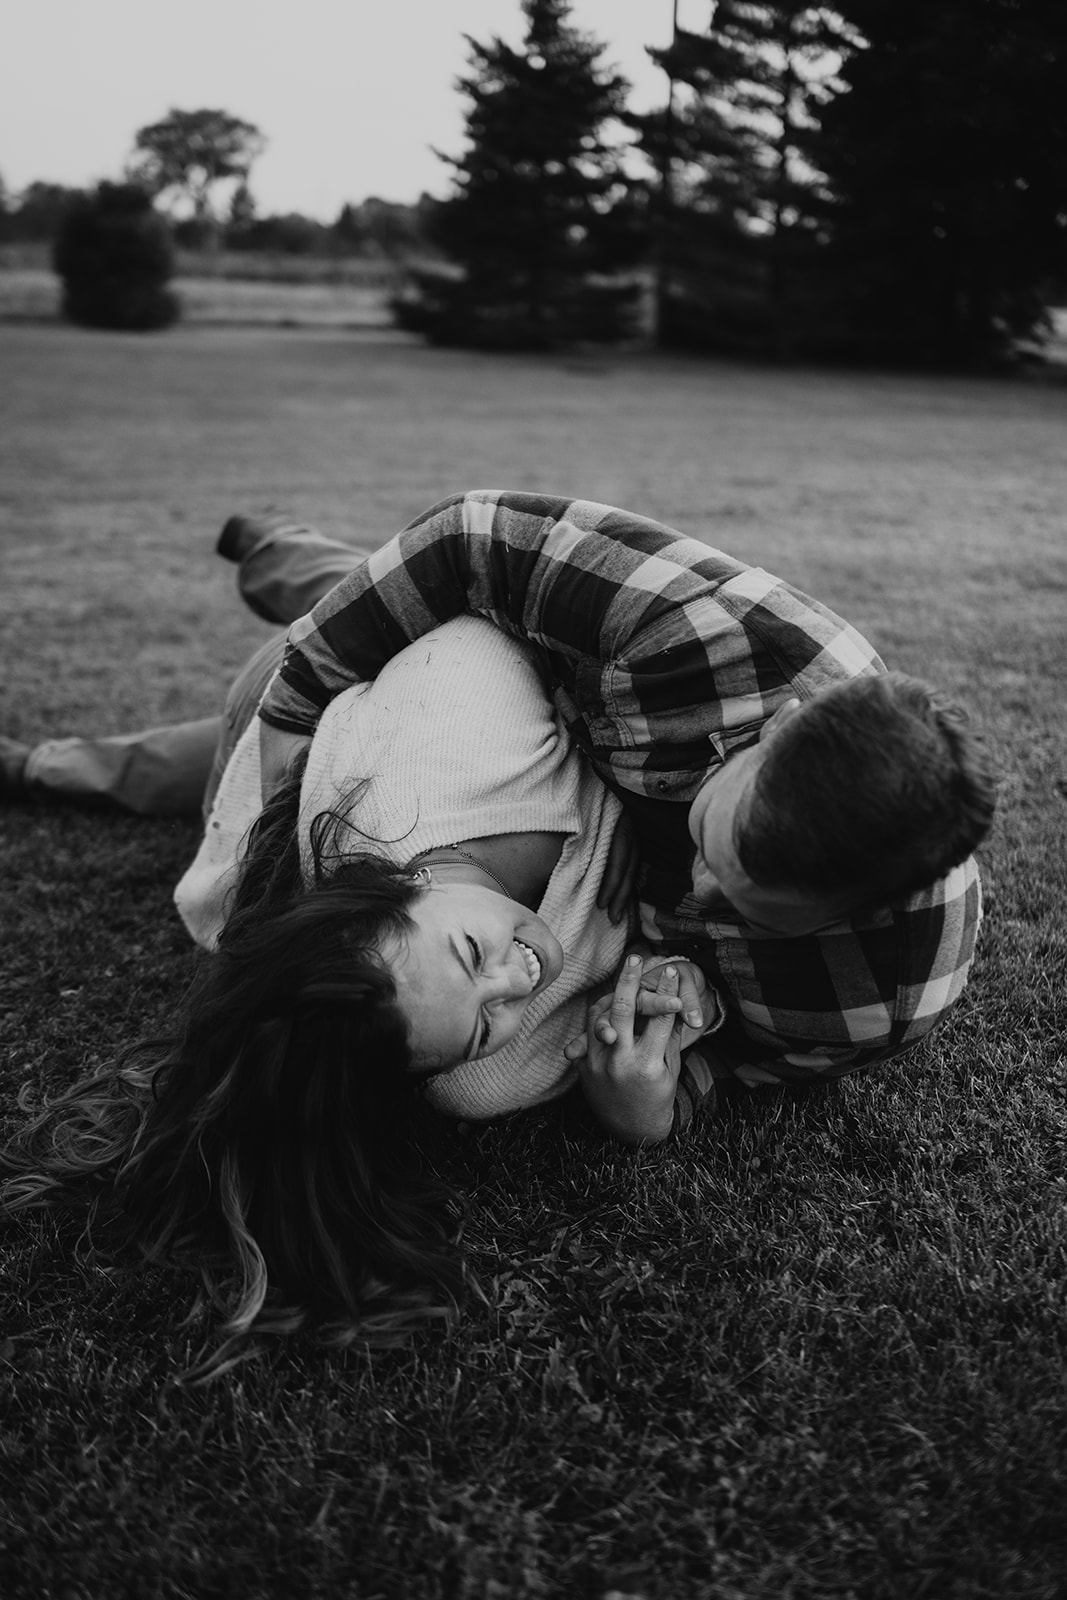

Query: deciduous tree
128 109 266 233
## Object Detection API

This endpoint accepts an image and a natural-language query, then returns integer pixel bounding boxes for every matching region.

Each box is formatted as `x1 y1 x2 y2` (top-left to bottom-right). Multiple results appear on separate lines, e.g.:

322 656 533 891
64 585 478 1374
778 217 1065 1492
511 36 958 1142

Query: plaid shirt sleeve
259 489 882 804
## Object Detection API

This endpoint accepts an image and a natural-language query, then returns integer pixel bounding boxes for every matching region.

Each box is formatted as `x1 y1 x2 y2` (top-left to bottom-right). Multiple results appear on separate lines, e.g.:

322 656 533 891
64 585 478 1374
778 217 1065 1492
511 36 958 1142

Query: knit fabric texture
175 616 629 1116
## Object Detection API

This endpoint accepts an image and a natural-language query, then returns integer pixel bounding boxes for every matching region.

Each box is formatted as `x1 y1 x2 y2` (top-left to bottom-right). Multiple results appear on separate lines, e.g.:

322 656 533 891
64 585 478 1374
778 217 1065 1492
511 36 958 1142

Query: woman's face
382 881 565 1073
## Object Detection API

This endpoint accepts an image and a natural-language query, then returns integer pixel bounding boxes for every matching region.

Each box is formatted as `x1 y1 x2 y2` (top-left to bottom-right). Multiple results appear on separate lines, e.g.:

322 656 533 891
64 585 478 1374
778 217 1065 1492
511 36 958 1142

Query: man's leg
1 514 369 816
218 512 375 626
11 718 222 816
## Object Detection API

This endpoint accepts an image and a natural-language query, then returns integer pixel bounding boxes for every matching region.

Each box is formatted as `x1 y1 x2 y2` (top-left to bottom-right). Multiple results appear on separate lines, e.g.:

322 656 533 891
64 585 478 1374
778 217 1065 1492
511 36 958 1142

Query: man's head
688 673 996 936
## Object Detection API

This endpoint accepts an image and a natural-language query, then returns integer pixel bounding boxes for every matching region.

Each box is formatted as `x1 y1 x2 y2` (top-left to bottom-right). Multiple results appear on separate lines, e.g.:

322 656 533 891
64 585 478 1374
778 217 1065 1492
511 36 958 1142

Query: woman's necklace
410 844 513 899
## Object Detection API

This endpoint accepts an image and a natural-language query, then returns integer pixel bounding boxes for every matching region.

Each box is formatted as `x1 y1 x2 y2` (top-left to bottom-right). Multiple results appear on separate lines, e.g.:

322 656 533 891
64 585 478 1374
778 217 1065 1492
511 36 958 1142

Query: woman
4 609 714 1377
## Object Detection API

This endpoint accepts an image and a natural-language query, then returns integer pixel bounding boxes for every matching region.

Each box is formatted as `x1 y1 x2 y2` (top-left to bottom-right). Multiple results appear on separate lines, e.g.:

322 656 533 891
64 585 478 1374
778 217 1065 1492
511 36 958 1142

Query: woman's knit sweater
174 616 629 1117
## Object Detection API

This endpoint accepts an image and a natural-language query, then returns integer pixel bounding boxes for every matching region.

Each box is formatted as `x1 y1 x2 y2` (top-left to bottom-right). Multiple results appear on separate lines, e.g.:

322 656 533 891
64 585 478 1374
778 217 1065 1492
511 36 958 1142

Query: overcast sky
2 0 711 220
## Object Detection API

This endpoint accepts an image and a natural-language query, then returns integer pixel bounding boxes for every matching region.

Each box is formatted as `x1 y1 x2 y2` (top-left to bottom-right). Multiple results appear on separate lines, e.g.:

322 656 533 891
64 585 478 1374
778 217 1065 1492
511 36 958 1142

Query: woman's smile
382 880 565 1072
515 939 542 989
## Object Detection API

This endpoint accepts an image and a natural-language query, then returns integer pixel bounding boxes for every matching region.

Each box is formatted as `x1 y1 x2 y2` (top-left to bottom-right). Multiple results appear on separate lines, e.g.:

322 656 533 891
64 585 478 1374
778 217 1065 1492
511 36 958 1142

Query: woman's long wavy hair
0 769 466 1379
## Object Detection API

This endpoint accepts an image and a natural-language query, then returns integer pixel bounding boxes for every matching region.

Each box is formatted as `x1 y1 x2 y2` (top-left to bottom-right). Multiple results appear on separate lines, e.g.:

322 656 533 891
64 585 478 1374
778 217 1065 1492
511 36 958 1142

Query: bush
391 265 645 351
53 183 180 331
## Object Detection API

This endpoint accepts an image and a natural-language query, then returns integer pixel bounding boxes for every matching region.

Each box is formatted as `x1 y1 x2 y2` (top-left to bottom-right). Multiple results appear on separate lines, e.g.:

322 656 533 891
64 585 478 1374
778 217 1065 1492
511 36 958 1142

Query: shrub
391 265 645 351
53 183 180 331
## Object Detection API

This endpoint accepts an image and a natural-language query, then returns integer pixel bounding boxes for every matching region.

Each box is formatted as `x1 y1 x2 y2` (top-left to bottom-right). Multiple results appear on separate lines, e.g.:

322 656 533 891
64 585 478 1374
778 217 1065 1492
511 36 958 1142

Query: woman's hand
259 721 312 803
577 957 683 1145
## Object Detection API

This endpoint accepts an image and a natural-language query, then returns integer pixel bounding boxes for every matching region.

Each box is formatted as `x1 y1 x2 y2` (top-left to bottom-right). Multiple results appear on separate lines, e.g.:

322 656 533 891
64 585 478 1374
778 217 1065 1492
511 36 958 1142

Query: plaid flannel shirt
261 490 983 1090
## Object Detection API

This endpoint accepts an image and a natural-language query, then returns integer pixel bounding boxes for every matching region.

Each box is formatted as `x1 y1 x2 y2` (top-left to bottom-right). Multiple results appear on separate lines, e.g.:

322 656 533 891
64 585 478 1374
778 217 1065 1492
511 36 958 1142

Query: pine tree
396 0 645 348
817 0 1067 366
641 4 849 355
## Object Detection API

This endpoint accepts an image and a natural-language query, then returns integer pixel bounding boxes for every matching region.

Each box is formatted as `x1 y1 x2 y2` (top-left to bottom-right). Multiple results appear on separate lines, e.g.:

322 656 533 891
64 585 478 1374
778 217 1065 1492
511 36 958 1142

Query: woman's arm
260 724 313 803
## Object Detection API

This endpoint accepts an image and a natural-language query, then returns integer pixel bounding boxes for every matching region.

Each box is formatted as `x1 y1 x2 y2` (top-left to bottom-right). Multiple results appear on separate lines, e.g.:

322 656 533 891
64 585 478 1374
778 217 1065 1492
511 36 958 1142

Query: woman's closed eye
465 935 492 1055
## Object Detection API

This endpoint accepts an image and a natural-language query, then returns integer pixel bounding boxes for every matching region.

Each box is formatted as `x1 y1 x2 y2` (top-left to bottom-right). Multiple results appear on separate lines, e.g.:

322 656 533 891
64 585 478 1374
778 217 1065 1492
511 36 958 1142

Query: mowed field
1 322 1065 1599
0 262 397 328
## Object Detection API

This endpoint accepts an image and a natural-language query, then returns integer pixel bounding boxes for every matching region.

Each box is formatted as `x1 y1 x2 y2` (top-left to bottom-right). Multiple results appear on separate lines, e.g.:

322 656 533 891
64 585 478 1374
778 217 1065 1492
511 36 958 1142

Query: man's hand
596 812 640 926
563 953 709 1064
638 957 711 1045
259 721 312 804
577 957 683 1145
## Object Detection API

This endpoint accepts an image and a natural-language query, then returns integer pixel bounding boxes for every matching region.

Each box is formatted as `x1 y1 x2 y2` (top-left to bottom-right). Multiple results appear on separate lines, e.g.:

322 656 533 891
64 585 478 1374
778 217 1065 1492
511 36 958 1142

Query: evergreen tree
53 183 179 332
817 0 1067 366
640 4 849 355
396 0 645 348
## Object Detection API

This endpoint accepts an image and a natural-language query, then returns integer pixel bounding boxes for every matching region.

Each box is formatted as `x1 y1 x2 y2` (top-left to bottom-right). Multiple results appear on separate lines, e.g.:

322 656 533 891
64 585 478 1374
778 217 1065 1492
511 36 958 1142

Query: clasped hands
565 952 712 1145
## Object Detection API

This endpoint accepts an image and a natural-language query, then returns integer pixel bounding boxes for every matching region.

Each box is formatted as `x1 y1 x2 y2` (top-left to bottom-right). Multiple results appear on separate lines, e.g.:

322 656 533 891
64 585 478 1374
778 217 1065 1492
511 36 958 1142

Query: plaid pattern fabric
262 490 983 1088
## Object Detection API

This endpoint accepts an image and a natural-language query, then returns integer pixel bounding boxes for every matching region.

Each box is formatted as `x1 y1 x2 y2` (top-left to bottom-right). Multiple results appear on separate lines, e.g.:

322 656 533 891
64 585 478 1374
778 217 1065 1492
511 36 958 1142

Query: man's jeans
23 520 366 819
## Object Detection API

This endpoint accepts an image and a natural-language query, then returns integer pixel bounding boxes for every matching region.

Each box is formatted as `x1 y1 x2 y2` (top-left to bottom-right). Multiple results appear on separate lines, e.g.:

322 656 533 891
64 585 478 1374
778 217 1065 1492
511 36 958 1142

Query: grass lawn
1 323 1065 1599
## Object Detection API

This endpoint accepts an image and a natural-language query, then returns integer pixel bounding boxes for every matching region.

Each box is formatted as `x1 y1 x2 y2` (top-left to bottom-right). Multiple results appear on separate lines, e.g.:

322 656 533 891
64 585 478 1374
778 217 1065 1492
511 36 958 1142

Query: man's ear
758 697 801 743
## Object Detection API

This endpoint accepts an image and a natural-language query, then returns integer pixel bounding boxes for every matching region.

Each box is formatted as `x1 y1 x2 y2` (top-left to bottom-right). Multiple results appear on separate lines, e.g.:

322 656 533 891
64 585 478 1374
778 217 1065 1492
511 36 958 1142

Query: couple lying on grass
1 491 995 1375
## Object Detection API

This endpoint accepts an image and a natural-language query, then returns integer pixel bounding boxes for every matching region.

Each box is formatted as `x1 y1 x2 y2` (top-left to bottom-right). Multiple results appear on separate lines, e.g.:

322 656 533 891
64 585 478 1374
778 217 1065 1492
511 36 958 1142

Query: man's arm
257 489 881 805
259 489 753 745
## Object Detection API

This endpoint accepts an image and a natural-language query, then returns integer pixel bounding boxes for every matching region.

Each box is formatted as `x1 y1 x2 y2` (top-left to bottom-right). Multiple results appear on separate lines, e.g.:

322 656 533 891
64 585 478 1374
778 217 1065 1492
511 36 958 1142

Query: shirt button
655 779 671 792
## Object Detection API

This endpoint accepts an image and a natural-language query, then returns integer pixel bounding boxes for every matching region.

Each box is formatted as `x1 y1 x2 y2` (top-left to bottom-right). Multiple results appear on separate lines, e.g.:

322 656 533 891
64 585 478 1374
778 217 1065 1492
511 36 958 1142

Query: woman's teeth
515 940 542 987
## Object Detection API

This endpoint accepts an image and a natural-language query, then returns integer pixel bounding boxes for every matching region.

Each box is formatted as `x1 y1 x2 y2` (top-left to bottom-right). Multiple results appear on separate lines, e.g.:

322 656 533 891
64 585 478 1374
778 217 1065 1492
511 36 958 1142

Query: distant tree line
1 107 435 272
0 176 435 262
0 116 435 334
4 0 1065 361
225 194 438 260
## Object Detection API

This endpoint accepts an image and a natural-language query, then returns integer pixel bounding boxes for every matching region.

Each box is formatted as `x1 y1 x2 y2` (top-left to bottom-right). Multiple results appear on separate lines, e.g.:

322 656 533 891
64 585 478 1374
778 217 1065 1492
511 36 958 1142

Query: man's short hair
738 673 996 907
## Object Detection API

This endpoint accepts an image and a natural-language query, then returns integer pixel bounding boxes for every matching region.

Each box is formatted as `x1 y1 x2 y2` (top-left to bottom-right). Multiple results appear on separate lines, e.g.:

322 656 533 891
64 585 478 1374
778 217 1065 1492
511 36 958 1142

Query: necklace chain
411 844 513 899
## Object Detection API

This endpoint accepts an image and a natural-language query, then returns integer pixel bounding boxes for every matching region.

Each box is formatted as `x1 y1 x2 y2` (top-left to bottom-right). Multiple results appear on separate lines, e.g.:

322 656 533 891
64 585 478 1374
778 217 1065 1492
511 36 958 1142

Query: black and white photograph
1 3 1064 1596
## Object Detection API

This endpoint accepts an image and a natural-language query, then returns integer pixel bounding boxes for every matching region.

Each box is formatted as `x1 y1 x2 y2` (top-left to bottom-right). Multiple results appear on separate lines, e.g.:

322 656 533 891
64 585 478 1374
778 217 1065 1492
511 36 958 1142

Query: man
251 490 994 1093
3 490 994 1101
